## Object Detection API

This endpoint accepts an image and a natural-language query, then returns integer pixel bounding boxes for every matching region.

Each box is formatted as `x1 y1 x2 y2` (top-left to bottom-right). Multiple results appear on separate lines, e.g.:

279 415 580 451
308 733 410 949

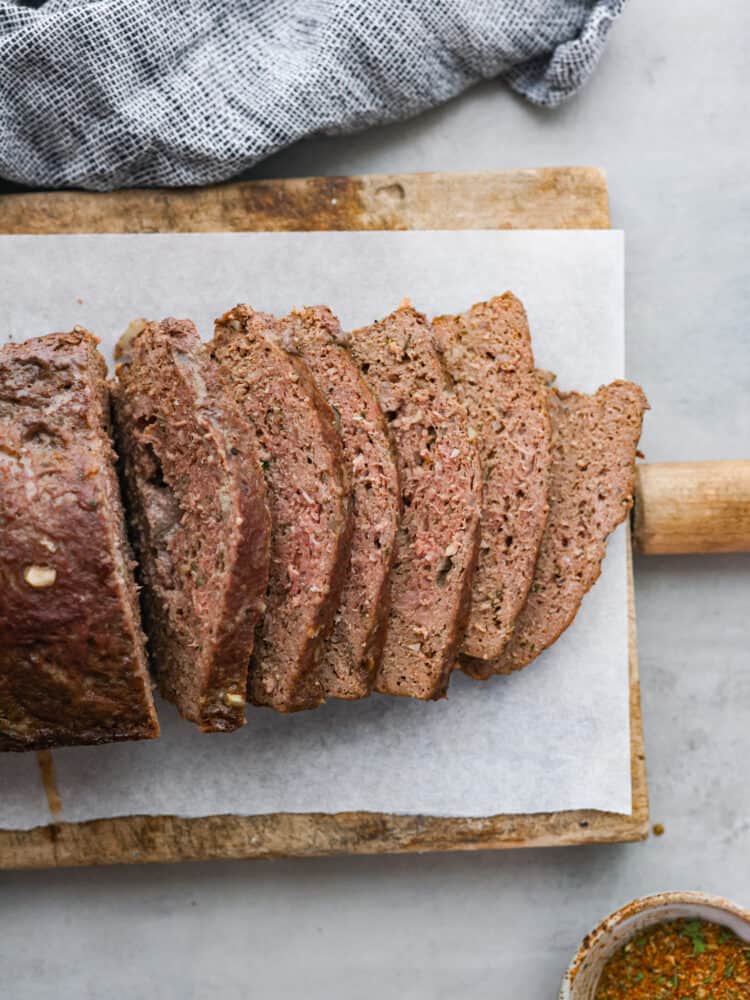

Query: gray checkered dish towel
0 0 624 191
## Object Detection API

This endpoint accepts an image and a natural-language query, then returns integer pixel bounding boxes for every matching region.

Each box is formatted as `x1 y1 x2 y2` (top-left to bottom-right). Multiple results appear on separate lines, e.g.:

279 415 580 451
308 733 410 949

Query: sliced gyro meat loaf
0 329 159 751
348 305 483 700
112 319 271 733
271 307 401 700
210 305 352 713
464 380 648 679
433 293 551 661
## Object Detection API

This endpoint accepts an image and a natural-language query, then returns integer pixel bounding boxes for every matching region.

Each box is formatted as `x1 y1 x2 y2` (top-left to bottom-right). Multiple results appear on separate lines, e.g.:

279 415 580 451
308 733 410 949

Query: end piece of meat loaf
348 305 483 700
0 329 159 751
210 305 352 712
112 319 271 733
273 307 401 700
433 293 551 661
464 380 649 678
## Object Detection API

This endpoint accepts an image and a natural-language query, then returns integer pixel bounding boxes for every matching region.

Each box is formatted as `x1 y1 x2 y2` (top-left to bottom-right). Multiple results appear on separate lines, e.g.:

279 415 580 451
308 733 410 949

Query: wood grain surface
0 167 610 235
0 167 649 869
634 460 750 554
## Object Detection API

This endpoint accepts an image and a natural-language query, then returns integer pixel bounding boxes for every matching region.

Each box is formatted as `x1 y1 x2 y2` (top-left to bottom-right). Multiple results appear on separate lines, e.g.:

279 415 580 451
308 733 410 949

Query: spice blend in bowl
595 918 750 998
560 893 750 1000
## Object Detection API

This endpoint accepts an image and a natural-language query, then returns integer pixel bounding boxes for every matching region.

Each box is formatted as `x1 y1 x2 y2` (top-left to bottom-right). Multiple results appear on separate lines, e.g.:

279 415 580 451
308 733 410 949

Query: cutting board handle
633 460 750 555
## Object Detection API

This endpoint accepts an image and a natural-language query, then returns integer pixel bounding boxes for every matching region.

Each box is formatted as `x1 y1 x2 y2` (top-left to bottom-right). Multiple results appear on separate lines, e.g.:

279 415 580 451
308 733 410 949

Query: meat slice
0 329 159 751
210 305 352 712
272 307 401 700
112 319 271 732
348 305 483 700
464 380 648 678
432 293 551 661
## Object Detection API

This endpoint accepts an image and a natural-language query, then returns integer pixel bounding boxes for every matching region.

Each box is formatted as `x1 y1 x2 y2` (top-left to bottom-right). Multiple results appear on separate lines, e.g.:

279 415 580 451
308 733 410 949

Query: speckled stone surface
1 3 748 997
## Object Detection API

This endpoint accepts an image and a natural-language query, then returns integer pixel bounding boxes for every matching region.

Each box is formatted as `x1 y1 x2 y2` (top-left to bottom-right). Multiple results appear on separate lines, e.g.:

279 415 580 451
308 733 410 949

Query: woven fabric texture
0 0 625 190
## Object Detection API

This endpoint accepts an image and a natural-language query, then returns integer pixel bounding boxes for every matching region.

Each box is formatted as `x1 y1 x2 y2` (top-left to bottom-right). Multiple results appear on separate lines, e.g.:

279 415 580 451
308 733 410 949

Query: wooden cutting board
0 167 648 869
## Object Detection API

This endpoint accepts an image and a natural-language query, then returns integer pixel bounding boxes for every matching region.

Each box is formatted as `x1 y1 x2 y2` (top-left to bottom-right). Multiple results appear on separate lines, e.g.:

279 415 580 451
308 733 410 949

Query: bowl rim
561 890 750 998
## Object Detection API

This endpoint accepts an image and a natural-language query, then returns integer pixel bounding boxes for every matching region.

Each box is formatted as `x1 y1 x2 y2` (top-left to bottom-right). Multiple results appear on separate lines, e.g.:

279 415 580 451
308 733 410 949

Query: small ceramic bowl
560 891 750 999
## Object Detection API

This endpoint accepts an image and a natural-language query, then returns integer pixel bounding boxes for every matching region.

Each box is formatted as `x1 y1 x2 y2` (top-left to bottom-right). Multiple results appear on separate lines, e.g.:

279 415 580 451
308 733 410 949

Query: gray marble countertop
2 3 748 997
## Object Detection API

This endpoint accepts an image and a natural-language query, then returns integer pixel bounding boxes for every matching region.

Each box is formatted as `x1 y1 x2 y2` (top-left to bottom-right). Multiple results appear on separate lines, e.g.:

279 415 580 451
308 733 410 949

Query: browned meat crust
349 306 483 700
433 293 551 661
463 380 649 678
0 329 159 751
112 319 271 732
273 307 401 700
210 305 352 712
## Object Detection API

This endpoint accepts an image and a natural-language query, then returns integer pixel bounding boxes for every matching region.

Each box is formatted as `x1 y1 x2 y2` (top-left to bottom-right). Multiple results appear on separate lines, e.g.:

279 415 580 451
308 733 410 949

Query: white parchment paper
0 230 631 828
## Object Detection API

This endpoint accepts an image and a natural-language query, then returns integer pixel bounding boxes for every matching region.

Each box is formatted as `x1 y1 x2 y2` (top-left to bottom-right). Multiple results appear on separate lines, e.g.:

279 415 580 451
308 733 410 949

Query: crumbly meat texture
463 380 649 678
210 305 352 712
433 293 551 660
348 306 483 700
0 329 159 751
273 307 401 700
112 319 271 732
